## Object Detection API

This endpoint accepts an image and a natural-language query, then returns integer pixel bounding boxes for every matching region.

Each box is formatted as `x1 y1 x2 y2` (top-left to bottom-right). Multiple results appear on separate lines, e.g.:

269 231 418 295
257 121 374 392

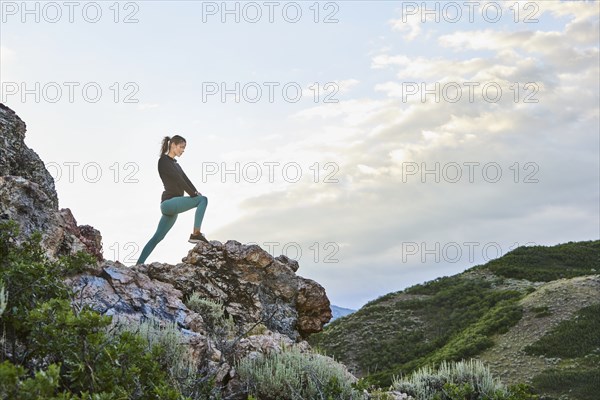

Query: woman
136 135 208 265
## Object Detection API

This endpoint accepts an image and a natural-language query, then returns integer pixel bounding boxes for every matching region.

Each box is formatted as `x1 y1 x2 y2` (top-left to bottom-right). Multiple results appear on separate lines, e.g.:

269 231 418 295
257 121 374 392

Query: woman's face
172 141 186 157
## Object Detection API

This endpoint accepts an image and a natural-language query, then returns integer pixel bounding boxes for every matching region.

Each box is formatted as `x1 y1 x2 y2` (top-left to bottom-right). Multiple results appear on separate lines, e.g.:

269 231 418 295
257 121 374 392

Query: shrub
0 220 96 343
530 306 552 318
531 368 599 400
244 322 268 337
237 346 364 400
0 219 188 399
185 292 235 338
392 360 541 400
483 241 599 282
0 361 62 399
392 359 508 400
109 316 214 398
25 298 185 398
425 299 523 365
524 304 600 358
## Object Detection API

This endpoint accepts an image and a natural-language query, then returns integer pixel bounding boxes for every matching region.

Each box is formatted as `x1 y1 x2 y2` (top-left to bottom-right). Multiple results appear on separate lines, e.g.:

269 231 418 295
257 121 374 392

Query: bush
0 219 188 399
26 298 184 398
531 368 599 400
530 306 552 318
237 346 364 400
392 359 537 400
425 299 523 365
0 220 96 342
185 292 235 338
483 241 599 282
108 316 220 399
524 304 600 358
0 361 62 400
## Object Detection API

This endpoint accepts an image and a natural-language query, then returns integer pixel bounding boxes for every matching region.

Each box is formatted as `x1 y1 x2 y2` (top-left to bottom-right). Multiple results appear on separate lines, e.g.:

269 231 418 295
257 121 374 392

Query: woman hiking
136 135 209 265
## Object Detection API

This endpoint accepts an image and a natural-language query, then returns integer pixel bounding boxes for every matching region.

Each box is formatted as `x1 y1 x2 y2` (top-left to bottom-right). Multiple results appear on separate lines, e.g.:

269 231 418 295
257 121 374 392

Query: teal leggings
136 195 208 264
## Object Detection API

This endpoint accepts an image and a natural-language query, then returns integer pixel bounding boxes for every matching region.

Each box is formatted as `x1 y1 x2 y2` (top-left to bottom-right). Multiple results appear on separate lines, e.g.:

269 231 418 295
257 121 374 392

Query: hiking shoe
189 232 209 244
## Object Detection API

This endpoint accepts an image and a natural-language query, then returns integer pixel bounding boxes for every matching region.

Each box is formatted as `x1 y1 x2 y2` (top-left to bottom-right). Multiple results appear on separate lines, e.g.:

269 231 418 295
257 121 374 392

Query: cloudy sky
1 1 598 309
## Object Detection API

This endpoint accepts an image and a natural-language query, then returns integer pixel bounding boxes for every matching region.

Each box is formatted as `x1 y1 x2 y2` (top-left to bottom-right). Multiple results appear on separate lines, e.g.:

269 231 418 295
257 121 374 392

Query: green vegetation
531 367 599 400
422 299 523 365
185 292 236 339
524 304 600 398
310 240 600 399
111 317 205 396
530 306 552 318
3 217 597 399
237 346 363 400
392 359 538 400
0 220 189 399
525 304 600 358
311 274 524 386
0 218 374 399
481 240 599 282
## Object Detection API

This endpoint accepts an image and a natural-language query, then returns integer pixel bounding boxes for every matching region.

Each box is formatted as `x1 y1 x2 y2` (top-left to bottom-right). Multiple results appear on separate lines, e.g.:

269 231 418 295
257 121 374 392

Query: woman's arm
159 156 198 197
181 170 200 196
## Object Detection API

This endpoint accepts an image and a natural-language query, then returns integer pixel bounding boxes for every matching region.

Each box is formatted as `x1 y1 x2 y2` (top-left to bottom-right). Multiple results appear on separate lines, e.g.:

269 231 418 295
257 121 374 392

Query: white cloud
213 2 599 308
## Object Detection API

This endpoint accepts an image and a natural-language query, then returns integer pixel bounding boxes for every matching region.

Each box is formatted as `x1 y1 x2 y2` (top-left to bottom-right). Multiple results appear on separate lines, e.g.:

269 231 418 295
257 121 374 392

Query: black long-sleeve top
158 153 198 203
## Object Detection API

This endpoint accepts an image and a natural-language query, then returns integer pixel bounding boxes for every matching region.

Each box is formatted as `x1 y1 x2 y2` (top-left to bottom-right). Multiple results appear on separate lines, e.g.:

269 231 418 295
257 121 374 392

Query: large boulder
136 240 332 340
65 260 206 333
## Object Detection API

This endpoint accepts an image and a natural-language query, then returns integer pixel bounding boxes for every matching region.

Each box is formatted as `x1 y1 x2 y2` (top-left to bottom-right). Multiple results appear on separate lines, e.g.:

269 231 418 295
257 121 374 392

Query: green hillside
309 240 600 399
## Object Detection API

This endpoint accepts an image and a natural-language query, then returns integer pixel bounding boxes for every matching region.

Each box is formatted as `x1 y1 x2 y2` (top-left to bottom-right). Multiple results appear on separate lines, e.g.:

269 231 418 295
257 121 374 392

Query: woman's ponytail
160 136 170 156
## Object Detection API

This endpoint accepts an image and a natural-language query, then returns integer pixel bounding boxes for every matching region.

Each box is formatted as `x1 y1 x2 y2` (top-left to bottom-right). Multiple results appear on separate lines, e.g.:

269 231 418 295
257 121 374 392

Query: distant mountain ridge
309 240 600 400
330 305 356 322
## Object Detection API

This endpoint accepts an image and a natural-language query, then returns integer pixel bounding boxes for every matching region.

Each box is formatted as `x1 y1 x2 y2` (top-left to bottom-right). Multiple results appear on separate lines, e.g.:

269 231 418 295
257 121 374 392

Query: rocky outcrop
63 254 332 396
66 260 206 333
137 240 332 340
0 103 103 261
63 241 331 343
0 103 57 208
